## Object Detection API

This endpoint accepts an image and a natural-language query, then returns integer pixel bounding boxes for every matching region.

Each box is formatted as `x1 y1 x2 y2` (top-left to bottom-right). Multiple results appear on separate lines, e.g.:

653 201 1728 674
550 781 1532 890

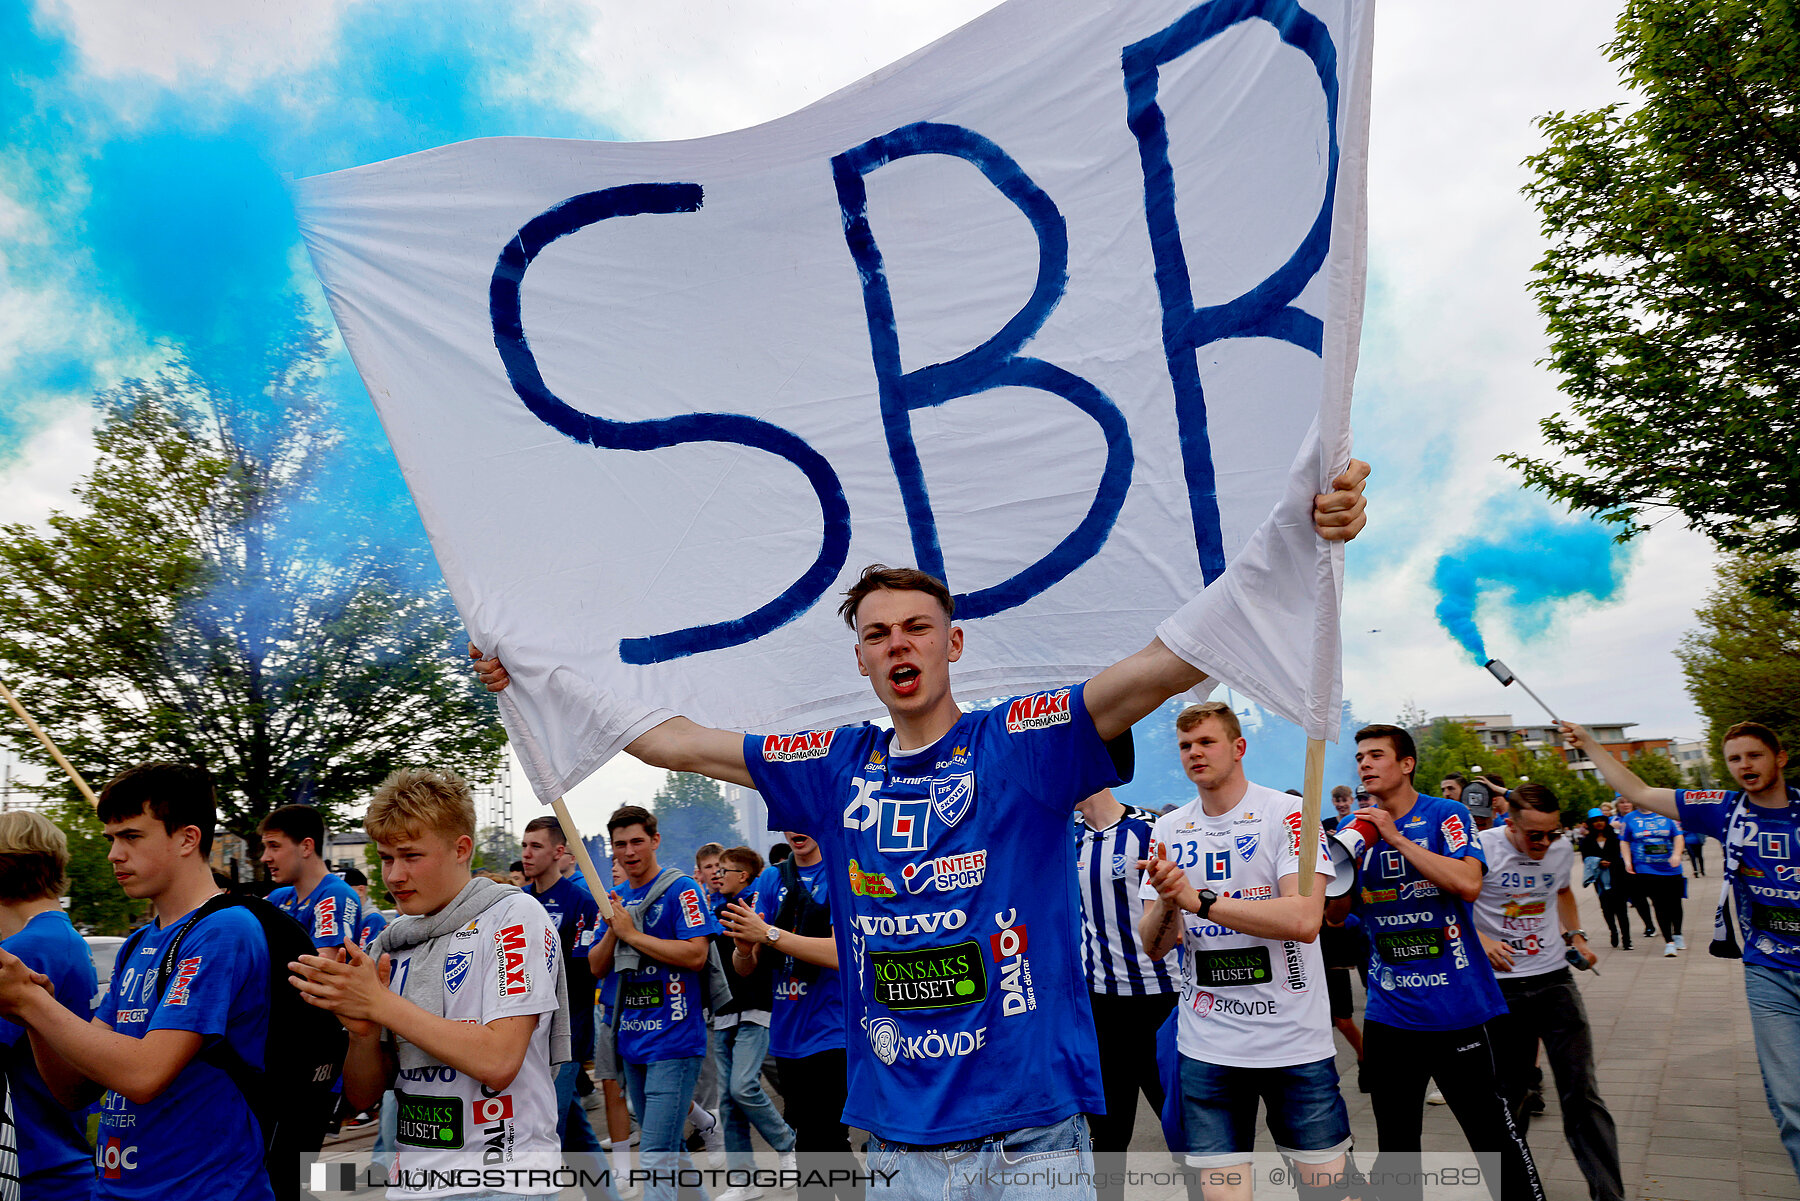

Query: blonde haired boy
291 768 573 1200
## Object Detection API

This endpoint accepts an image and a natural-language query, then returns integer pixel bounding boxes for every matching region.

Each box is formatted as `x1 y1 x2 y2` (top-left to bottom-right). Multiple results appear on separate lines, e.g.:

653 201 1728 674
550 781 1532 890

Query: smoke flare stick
1483 658 1561 725
0 674 99 806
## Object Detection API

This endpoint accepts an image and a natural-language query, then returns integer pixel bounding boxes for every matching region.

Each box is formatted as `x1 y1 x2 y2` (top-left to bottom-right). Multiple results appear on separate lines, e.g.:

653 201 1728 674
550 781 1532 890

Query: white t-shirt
1472 826 1576 980
1143 784 1336 1068
385 891 565 1199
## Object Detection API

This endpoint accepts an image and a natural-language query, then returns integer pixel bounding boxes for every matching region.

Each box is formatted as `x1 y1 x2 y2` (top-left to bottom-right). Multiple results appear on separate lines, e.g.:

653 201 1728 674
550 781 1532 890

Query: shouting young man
474 464 1367 1196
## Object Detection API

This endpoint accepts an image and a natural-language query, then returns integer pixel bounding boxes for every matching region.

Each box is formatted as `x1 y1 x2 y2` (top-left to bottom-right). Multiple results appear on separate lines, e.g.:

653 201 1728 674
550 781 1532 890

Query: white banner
295 0 1374 803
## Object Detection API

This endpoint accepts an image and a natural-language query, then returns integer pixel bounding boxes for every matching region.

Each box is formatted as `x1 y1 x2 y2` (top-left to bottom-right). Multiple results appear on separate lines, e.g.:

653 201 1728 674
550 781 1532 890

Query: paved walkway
322 880 1798 1199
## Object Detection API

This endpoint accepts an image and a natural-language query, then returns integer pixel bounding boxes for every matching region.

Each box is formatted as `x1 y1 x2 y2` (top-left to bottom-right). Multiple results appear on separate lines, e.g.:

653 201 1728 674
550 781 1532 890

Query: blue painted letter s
490 182 851 664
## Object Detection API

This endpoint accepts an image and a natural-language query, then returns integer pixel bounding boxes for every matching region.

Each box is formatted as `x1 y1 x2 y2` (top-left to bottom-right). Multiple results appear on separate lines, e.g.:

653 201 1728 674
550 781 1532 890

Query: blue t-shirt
356 905 389 948
1356 794 1505 1032
1679 787 1800 972
532 874 602 1058
96 906 273 1201
756 858 847 1058
1619 809 1684 876
0 910 96 1200
613 871 718 1062
745 682 1129 1144
268 872 364 949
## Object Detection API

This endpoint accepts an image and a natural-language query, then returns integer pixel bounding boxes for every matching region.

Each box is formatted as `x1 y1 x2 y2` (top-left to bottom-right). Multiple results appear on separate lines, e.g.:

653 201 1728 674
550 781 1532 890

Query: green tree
0 328 505 847
362 841 392 909
474 824 522 876
650 772 743 876
48 793 145 935
1510 0 1800 590
1676 553 1800 774
1410 719 1491 795
1629 750 1684 789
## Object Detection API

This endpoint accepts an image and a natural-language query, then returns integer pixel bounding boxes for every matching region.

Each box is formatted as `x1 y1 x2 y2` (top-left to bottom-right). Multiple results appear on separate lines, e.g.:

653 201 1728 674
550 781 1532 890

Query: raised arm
470 645 753 788
1559 722 1678 819
1085 459 1369 741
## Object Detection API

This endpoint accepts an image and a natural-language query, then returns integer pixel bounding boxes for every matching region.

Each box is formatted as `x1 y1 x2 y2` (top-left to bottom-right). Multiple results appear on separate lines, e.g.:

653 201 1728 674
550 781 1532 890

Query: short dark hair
769 842 792 864
607 804 658 838
97 762 218 857
1442 772 1467 785
523 815 568 847
260 803 326 857
343 865 368 887
1354 724 1418 771
837 564 954 629
1511 782 1561 815
721 846 764 877
1723 721 1784 755
509 860 524 874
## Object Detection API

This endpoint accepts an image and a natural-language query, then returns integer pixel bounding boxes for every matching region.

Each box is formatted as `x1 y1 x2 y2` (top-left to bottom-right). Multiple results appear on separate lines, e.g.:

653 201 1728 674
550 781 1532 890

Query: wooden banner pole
551 795 614 917
0 675 99 807
1297 736 1327 897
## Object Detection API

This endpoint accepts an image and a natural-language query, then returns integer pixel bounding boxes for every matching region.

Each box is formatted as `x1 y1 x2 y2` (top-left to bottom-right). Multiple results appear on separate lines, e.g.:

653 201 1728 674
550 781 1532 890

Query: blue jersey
532 875 601 1058
614 872 718 1062
1679 787 1800 972
745 682 1129 1144
96 906 273 1201
0 910 95 1201
268 872 363 949
357 905 389 948
1619 809 1684 876
757 858 847 1058
1356 794 1505 1031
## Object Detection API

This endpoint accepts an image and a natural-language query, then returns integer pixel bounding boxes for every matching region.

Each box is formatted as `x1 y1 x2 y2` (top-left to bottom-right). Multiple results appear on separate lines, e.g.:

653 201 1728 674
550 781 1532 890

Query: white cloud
35 0 350 90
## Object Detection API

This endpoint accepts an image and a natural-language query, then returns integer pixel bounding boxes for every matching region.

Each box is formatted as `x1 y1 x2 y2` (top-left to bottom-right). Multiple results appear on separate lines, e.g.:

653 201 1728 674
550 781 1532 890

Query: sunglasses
1519 827 1562 844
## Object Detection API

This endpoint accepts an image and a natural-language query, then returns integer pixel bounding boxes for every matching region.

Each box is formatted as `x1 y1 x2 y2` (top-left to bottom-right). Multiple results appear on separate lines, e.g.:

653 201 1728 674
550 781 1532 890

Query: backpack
123 892 348 1201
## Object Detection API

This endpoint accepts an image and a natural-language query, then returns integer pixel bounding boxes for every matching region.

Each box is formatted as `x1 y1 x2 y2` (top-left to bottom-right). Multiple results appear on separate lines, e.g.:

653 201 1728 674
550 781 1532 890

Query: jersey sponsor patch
902 850 988 895
678 888 706 929
473 1094 514 1124
316 895 339 938
622 978 665 1008
879 797 931 853
1764 832 1791 859
1204 850 1231 880
1684 790 1731 805
1004 688 1071 733
849 859 898 897
164 955 202 1006
870 940 987 1010
494 923 531 997
763 730 834 762
1751 902 1800 937
445 951 472 994
1442 814 1469 853
395 1091 464 1148
1285 811 1305 856
1188 946 1273 987
1375 927 1446 962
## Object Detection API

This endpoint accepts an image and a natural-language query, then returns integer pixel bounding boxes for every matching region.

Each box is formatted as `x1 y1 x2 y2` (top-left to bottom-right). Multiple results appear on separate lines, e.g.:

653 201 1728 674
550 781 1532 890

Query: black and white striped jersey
1075 804 1177 995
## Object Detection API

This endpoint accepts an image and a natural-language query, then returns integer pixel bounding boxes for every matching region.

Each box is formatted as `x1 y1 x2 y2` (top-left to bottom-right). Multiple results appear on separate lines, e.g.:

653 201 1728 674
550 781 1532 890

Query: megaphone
1324 817 1380 898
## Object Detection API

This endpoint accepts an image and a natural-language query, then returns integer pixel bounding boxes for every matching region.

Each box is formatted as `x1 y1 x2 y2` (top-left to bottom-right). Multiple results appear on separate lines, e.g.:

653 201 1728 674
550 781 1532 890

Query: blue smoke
1431 502 1633 664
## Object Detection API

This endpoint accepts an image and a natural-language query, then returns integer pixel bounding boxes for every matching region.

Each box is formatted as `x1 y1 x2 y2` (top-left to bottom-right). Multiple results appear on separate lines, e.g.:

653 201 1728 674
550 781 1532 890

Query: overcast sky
0 0 1717 836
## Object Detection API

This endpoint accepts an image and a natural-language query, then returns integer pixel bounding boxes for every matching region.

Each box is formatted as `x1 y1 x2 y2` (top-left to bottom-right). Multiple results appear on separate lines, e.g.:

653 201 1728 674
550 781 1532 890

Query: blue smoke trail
1431 503 1633 664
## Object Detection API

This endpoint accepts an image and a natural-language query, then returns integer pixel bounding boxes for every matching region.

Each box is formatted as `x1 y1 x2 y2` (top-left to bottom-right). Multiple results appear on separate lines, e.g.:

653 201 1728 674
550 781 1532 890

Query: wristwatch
1562 929 1586 945
1196 889 1219 921
765 926 783 944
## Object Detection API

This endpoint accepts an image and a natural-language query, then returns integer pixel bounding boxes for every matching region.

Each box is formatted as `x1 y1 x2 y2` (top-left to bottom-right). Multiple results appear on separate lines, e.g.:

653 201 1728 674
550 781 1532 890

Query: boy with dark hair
343 866 389 948
521 814 605 1156
1335 727 1542 1201
0 762 275 1201
261 803 364 953
0 811 96 1200
291 767 568 1200
590 805 720 1201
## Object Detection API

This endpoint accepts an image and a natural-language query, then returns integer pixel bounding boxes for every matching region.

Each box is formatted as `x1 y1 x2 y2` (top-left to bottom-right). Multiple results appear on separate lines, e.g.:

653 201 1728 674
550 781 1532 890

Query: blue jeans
1746 963 1800 1183
715 1021 795 1168
372 1089 397 1171
556 1060 605 1152
865 1113 1092 1201
622 1056 709 1201
1177 1053 1351 1168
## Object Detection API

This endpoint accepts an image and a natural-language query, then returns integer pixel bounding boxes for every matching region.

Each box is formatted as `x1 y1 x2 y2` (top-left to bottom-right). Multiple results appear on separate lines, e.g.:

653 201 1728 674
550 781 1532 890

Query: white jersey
385 891 564 1199
1144 784 1335 1068
1472 826 1576 980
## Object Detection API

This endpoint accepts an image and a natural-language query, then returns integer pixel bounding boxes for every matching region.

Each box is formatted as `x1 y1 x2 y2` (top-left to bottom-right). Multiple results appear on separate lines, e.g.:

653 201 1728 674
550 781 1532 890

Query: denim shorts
866 1113 1094 1200
1177 1054 1352 1168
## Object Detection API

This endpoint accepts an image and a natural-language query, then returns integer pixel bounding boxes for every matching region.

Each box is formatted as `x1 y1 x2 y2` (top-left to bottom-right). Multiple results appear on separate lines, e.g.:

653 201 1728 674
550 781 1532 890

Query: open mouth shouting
889 664 922 698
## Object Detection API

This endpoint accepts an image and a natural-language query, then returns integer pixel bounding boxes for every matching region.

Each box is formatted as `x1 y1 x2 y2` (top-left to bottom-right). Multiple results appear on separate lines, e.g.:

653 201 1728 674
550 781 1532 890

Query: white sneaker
778 1149 799 1177
1673 934 1686 950
699 1111 726 1168
1426 1086 1447 1105
716 1187 764 1201
1664 943 1679 957
599 1127 639 1149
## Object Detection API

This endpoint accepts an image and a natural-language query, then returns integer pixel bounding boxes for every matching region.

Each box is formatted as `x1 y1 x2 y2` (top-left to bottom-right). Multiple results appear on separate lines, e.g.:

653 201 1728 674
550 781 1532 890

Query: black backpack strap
141 895 271 1120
